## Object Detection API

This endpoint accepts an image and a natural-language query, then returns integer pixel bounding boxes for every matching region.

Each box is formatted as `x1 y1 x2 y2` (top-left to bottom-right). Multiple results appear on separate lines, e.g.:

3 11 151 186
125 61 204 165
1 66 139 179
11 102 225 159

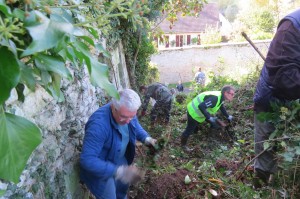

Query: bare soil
128 114 244 199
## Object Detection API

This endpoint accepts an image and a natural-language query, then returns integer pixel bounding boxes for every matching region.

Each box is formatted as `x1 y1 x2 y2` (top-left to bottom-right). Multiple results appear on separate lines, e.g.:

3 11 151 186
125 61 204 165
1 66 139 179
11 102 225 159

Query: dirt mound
132 169 191 199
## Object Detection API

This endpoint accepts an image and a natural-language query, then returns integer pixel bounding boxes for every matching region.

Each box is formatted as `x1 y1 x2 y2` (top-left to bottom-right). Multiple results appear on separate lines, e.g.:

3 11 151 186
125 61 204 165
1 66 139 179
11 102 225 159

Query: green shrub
201 25 222 45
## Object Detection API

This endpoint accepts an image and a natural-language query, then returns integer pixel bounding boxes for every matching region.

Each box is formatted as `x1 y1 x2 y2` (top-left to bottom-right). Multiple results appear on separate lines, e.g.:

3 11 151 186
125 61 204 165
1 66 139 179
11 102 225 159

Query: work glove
208 117 219 129
115 165 143 184
208 117 217 124
145 137 157 147
227 115 233 123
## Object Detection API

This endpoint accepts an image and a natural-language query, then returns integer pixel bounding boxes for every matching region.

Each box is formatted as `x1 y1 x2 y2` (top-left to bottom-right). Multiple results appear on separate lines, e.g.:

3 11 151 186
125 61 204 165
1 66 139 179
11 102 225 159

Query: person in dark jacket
176 80 184 92
180 85 235 151
139 82 173 124
253 8 300 188
80 89 156 199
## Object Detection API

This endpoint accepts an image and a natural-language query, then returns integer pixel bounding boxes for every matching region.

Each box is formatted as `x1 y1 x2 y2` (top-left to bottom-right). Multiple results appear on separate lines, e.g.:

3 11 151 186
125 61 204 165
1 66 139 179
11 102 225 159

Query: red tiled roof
158 3 220 33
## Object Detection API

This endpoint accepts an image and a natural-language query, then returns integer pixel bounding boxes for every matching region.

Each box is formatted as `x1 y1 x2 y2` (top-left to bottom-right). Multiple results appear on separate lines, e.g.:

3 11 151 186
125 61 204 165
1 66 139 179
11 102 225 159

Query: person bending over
180 85 235 151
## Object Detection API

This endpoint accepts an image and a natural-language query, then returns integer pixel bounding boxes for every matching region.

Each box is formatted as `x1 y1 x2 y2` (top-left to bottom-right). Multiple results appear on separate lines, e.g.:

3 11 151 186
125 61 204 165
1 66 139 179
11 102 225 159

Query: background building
155 3 228 50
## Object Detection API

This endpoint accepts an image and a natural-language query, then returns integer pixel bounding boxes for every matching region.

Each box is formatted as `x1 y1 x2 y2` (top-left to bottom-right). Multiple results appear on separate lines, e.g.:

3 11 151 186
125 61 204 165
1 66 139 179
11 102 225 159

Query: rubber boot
253 168 270 189
181 136 192 152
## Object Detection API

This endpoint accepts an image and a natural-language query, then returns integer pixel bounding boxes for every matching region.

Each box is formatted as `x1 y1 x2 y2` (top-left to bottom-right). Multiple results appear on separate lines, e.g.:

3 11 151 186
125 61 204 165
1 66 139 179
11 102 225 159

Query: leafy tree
231 5 276 41
254 0 269 6
201 25 222 44
217 0 238 13
224 4 239 22
256 10 275 33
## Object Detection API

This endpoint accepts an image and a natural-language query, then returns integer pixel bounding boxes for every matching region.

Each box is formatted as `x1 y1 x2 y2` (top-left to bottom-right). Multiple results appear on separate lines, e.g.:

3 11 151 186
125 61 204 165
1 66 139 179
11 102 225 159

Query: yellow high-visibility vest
187 91 222 123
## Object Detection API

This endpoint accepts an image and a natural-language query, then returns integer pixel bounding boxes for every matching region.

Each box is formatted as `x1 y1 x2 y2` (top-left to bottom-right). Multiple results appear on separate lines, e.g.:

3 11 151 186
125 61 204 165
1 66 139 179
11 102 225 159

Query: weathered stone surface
1 42 130 199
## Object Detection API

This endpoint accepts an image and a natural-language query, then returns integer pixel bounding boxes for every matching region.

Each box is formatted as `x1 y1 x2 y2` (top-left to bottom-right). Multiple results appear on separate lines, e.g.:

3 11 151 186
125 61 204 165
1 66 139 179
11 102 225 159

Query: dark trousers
150 100 172 123
181 111 199 138
254 113 277 174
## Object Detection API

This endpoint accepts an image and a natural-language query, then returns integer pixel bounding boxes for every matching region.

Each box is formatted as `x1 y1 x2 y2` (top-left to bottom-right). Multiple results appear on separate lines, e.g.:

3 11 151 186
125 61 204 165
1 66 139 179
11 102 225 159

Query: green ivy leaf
256 111 273 122
22 11 76 57
269 129 278 139
90 58 118 99
51 73 62 97
96 43 111 58
46 87 65 102
51 8 74 24
0 0 12 17
19 62 36 91
0 109 42 183
280 141 287 148
0 47 20 105
295 146 300 155
59 47 78 67
87 26 99 38
263 142 270 150
0 189 5 196
34 54 72 80
237 139 245 144
12 8 25 20
70 38 118 98
71 40 91 67
40 70 52 85
282 152 294 162
79 36 95 46
46 73 65 102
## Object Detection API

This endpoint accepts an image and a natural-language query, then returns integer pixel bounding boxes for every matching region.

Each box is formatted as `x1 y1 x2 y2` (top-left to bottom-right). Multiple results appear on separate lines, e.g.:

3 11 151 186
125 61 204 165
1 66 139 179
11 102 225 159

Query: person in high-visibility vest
180 85 235 151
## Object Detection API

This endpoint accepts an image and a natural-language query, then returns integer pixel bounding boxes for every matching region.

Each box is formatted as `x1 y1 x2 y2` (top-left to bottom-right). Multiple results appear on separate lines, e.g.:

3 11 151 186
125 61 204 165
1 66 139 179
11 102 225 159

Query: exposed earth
127 96 252 199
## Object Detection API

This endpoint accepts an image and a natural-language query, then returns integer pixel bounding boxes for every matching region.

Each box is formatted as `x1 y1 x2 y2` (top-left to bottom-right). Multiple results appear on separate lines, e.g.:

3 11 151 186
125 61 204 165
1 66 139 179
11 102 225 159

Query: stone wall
151 40 271 84
0 41 130 199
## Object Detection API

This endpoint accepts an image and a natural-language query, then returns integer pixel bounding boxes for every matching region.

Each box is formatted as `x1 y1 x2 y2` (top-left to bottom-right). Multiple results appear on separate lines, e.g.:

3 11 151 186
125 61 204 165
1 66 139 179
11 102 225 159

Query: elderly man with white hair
80 89 156 199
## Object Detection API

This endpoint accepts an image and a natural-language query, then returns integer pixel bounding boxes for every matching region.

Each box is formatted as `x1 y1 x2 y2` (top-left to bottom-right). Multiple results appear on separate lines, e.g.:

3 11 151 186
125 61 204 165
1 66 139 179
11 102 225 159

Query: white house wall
158 33 201 50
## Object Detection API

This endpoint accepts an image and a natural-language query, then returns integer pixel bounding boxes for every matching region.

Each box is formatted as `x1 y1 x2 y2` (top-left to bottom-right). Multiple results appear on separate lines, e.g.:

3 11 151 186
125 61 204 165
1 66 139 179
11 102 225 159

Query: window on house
197 34 201 45
158 37 164 45
176 35 183 47
165 36 169 48
187 35 191 45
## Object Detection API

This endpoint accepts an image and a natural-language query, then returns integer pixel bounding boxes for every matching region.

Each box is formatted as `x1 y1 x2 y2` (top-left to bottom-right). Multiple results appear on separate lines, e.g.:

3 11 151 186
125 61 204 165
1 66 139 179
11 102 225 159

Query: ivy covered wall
0 43 130 199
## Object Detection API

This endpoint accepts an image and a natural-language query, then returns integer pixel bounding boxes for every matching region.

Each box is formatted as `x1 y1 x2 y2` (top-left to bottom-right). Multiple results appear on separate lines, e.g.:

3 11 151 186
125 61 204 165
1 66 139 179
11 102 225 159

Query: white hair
111 89 141 112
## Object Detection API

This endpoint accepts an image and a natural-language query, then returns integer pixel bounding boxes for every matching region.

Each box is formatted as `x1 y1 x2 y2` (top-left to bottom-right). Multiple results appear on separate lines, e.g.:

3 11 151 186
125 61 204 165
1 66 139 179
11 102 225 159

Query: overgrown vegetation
134 71 300 198
200 25 223 45
1 0 299 197
221 0 300 42
0 0 208 194
119 23 159 88
0 0 135 185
